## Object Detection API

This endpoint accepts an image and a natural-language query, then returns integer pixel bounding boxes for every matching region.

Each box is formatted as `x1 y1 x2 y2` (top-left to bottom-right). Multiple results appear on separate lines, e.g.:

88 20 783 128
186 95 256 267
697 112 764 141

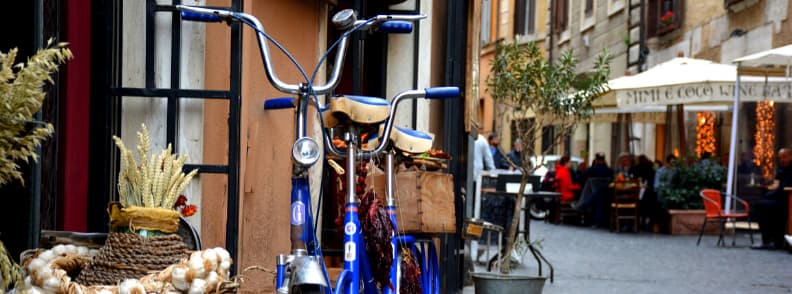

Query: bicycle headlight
292 137 320 166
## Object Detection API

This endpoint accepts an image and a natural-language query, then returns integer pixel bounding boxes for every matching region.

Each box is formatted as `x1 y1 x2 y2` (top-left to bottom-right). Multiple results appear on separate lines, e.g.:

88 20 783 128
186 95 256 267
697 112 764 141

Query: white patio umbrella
727 45 792 212
612 57 792 108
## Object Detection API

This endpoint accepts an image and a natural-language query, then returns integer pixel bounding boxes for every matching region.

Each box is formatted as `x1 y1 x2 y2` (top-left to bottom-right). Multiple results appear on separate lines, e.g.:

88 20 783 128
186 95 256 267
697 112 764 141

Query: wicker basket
18 244 239 294
76 232 189 286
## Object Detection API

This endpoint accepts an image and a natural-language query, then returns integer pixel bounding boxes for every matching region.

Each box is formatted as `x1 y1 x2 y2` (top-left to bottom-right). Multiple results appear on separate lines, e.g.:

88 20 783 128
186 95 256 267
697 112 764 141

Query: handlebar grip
379 21 413 34
424 87 460 99
263 97 295 110
181 11 223 22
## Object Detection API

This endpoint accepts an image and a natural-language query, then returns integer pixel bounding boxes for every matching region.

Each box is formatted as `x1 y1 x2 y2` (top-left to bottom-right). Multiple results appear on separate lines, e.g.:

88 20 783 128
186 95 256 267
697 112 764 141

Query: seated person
573 153 614 227
555 155 581 202
752 148 792 250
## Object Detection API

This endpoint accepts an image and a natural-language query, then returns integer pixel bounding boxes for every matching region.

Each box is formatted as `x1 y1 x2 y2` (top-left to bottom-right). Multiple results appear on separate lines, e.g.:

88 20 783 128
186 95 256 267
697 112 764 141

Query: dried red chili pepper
400 248 422 294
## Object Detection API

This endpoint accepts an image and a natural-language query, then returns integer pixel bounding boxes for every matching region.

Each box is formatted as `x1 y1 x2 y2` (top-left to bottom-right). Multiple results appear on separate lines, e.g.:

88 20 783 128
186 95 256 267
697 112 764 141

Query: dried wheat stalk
113 124 198 208
0 39 72 186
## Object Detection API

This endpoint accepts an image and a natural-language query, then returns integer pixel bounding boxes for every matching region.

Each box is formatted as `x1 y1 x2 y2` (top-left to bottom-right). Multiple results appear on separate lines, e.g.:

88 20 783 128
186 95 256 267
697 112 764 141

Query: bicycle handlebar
377 21 413 33
176 5 426 97
424 87 461 99
263 97 296 110
180 10 223 22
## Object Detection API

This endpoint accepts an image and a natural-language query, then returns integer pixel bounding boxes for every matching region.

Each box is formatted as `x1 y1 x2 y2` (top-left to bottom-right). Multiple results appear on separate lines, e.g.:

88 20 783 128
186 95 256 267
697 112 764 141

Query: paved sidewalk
463 221 792 294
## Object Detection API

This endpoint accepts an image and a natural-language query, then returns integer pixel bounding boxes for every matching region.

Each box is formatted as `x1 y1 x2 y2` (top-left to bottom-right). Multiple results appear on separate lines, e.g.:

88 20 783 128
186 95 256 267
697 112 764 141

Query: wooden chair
610 182 640 232
697 189 753 246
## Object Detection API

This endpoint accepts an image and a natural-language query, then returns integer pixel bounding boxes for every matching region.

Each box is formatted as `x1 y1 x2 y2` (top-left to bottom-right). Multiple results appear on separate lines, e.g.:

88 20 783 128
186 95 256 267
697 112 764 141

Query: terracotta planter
667 209 724 235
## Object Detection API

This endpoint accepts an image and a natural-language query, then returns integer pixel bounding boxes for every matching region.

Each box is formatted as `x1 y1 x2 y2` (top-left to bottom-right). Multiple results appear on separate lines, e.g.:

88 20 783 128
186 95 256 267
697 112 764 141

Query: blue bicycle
176 5 459 294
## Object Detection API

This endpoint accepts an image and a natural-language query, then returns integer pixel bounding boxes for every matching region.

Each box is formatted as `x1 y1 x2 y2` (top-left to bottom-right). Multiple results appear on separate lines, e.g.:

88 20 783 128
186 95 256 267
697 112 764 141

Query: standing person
654 154 677 203
506 139 524 169
752 148 792 250
489 133 508 169
555 155 581 202
488 133 500 155
630 155 657 230
473 127 495 179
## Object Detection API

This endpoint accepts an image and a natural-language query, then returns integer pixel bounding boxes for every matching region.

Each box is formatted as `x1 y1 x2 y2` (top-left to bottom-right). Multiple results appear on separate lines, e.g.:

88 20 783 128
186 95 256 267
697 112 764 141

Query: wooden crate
369 171 456 234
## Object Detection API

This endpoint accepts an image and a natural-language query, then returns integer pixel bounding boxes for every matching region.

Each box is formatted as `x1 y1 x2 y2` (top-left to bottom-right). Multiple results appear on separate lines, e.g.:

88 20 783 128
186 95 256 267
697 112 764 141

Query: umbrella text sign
617 81 792 107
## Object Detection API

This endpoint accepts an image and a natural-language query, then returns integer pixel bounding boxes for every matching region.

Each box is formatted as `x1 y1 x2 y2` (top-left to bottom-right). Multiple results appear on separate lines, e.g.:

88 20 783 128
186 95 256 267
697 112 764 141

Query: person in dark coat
573 153 613 227
506 139 524 169
630 155 657 231
752 148 792 249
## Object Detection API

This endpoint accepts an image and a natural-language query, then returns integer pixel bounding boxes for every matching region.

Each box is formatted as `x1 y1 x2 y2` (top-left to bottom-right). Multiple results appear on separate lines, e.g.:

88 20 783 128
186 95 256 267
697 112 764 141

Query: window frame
607 0 625 16
580 0 596 32
554 0 571 43
514 0 537 37
647 0 683 37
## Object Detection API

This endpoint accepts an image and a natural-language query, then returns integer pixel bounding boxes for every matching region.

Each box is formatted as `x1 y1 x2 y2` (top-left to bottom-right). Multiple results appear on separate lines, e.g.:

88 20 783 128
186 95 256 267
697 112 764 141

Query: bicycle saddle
366 125 434 154
323 95 391 128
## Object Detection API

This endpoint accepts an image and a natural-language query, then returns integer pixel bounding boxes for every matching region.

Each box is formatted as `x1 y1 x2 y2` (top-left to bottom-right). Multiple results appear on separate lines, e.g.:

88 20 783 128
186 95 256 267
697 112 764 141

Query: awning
612 58 792 107
734 44 792 68
590 105 730 123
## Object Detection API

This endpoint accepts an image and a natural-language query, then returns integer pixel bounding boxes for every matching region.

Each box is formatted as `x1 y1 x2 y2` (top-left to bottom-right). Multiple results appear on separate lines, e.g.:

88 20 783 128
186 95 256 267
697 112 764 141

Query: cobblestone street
465 221 792 294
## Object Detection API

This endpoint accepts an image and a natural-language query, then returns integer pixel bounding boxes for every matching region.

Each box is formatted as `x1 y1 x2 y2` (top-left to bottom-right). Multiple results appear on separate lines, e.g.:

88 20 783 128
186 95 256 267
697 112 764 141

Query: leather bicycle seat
391 126 434 153
323 95 391 128
367 125 434 154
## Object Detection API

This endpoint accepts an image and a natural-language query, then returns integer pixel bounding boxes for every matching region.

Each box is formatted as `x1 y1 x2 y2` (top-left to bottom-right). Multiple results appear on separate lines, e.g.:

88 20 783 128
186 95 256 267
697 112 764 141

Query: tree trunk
499 171 529 274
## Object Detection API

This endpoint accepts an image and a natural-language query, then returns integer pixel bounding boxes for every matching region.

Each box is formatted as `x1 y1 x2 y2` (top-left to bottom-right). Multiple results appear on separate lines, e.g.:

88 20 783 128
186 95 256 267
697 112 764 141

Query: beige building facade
476 0 792 165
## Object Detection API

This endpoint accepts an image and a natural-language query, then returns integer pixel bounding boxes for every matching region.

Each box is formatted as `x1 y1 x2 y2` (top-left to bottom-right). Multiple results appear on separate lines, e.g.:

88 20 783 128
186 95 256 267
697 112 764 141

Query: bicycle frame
176 5 455 294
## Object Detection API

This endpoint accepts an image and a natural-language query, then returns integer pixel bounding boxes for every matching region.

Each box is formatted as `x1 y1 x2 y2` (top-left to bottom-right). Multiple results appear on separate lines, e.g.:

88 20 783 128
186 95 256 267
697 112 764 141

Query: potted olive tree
473 41 609 293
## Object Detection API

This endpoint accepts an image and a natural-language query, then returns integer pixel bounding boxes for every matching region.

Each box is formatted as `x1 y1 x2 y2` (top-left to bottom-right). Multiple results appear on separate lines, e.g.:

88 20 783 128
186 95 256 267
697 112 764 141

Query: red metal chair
697 189 754 246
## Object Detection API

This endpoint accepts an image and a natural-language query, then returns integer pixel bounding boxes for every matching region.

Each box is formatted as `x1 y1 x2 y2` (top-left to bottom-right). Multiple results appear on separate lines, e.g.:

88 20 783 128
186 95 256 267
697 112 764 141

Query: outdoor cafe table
481 190 562 242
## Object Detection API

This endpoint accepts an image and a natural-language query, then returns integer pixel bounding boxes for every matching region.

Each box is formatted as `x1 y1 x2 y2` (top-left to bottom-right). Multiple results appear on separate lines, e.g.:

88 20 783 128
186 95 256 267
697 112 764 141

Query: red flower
174 195 188 209
660 11 674 26
181 204 198 217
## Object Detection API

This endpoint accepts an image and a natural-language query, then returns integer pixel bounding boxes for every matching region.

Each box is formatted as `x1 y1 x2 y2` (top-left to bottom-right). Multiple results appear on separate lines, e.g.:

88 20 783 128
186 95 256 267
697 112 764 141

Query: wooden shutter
554 0 568 32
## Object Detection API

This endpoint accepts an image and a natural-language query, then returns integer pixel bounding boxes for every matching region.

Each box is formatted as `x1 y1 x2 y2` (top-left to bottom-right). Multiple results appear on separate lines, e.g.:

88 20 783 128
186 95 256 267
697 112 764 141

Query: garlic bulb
200 249 218 272
204 271 220 291
187 253 206 279
119 279 145 294
41 276 60 293
187 278 206 294
170 266 189 291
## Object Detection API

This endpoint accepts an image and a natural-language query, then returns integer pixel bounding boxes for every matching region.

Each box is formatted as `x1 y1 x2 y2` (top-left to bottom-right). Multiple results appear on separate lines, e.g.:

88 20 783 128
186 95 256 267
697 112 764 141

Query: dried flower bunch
0 39 72 186
113 124 198 209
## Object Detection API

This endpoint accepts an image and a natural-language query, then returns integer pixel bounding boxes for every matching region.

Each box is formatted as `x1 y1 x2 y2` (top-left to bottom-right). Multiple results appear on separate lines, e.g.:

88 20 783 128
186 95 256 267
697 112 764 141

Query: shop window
646 0 683 37
553 0 569 33
514 0 536 37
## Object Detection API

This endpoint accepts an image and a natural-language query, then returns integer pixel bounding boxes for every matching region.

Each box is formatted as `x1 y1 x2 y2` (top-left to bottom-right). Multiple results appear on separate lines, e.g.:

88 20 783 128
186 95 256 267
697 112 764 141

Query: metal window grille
98 0 243 274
